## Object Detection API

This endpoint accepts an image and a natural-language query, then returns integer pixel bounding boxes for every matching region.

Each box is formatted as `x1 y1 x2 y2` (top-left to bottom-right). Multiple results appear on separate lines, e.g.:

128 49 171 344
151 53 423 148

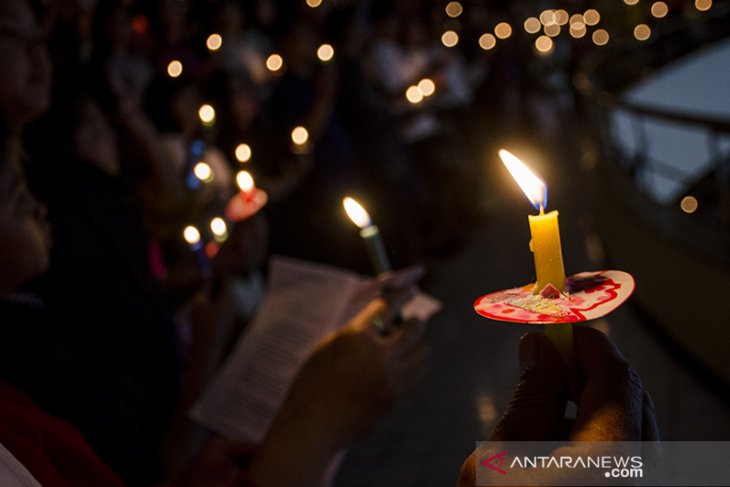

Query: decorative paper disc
225 189 268 222
473 270 635 324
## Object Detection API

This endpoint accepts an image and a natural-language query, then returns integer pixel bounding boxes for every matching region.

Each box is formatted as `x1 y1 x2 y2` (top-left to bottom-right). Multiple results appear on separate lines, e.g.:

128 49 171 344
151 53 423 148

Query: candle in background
498 149 571 365
317 43 335 63
198 104 216 127
343 196 392 275
210 217 228 243
183 225 212 279
235 143 252 164
236 170 255 202
193 161 214 183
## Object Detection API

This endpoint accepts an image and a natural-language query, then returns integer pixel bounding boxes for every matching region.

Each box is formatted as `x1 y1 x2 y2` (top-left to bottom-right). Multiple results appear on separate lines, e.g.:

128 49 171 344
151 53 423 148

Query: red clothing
0 382 125 487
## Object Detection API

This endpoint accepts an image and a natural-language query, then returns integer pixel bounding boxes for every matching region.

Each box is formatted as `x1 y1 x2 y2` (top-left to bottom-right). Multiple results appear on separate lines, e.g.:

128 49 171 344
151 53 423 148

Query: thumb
489 333 568 441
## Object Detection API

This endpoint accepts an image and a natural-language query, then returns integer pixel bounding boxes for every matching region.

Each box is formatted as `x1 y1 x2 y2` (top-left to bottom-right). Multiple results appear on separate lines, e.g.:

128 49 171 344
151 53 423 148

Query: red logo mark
481 450 507 475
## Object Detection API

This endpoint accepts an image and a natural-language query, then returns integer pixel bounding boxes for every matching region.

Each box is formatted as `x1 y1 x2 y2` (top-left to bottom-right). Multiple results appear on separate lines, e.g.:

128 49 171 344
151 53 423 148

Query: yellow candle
499 149 572 368
528 210 566 294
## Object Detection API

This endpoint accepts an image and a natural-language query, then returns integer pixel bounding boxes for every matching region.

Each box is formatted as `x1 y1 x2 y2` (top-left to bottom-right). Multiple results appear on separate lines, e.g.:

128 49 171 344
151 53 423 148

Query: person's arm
175 291 429 487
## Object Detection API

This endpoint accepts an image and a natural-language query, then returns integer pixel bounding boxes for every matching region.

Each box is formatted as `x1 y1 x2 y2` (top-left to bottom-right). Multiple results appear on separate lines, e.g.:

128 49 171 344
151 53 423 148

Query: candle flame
198 104 216 125
291 126 309 146
183 225 201 245
343 197 371 229
210 217 227 237
499 149 547 211
193 161 213 182
236 170 254 193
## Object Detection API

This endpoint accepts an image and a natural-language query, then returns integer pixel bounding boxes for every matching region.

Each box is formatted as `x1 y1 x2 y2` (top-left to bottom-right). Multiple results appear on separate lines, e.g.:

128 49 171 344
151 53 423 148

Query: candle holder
473 270 635 324
476 149 637 367
225 187 268 222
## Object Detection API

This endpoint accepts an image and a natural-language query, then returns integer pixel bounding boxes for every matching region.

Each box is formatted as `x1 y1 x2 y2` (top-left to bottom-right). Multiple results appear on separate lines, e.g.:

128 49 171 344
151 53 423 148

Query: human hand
458 327 658 486
277 288 429 451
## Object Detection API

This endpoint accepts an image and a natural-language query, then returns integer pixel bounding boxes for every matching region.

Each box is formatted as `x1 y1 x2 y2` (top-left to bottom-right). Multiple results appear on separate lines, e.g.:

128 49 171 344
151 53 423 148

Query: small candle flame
343 197 371 229
291 126 309 146
193 161 213 182
317 43 335 62
198 104 216 125
210 217 227 237
499 149 548 211
236 170 254 193
183 225 201 245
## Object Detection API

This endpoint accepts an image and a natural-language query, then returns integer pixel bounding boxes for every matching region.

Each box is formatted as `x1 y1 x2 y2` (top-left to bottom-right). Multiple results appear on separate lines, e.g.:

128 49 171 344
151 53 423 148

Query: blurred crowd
29 0 510 277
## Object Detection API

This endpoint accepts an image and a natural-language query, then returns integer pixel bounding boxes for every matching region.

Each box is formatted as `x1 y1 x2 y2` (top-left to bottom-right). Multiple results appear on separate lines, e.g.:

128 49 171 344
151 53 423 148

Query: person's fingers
381 284 418 324
570 327 644 441
349 298 388 333
490 333 568 441
385 317 426 356
457 451 477 487
642 390 660 440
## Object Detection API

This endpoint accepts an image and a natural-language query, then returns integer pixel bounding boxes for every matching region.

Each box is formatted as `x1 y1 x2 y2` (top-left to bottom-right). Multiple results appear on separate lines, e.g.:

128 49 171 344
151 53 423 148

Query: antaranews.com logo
474 441 658 486
481 450 643 479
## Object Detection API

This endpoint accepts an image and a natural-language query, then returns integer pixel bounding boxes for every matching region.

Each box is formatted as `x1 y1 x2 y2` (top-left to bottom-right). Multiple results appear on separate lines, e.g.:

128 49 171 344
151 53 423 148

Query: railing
575 2 730 261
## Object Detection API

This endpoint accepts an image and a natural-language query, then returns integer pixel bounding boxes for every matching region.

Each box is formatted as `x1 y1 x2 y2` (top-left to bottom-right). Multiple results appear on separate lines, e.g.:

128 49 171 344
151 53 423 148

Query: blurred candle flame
236 170 254 193
193 161 213 182
210 217 228 242
183 225 201 245
198 104 216 125
499 149 547 211
343 197 371 229
291 126 309 146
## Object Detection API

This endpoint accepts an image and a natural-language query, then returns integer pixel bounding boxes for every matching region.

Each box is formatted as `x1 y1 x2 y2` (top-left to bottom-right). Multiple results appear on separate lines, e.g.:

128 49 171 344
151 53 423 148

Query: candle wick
539 204 545 215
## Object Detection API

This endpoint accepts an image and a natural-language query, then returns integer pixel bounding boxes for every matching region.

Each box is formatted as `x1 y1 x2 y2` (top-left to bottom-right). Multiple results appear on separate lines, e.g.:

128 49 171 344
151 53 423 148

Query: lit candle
343 197 391 275
236 170 255 202
198 104 216 126
499 149 572 365
210 217 228 243
183 225 212 279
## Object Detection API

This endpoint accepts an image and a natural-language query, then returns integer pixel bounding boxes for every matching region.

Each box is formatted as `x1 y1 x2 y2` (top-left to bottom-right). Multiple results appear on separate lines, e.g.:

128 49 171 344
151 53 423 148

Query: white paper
190 255 441 444
0 442 43 487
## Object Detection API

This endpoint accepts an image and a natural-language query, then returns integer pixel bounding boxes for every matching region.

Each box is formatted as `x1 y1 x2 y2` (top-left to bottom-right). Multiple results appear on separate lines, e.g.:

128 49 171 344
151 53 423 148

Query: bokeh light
584 9 601 26
634 24 652 41
291 126 309 146
193 161 213 182
651 1 669 18
317 43 335 62
418 78 436 97
535 35 554 55
266 53 284 72
695 0 712 10
494 22 512 40
206 33 222 51
592 29 610 45
680 196 699 214
479 33 497 50
235 143 252 163
406 85 424 104
441 30 459 47
445 1 463 18
524 17 541 34
167 60 183 78
198 104 216 125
